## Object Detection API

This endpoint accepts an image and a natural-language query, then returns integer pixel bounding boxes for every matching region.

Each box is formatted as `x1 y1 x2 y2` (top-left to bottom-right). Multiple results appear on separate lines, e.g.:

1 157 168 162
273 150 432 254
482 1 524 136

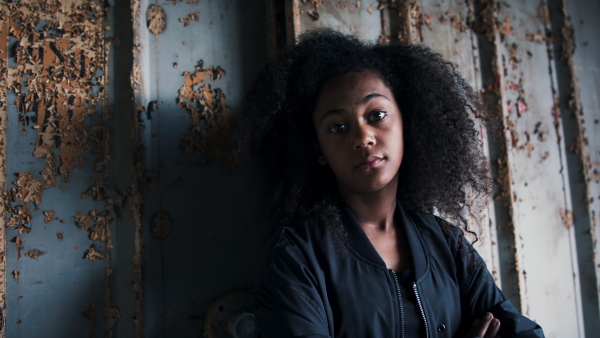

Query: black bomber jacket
254 202 545 337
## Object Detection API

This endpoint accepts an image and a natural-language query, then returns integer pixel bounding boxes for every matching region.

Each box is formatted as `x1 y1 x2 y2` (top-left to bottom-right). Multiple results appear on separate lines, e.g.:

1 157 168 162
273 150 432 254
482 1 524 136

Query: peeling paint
11 173 43 207
4 1 117 335
8 1 106 183
147 5 167 36
497 16 514 38
44 210 54 224
130 1 146 333
179 11 200 27
439 11 467 33
561 209 574 229
177 61 236 166
1 7 11 328
24 249 42 259
300 0 324 20
85 246 105 261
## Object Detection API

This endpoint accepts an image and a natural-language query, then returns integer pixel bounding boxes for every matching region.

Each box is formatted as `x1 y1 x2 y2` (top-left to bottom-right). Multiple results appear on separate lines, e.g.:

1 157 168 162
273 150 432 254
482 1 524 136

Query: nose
353 123 375 150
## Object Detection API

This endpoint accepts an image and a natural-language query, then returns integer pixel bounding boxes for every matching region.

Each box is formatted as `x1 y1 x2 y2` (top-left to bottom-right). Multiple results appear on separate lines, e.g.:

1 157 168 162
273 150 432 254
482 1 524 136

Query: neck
338 181 398 232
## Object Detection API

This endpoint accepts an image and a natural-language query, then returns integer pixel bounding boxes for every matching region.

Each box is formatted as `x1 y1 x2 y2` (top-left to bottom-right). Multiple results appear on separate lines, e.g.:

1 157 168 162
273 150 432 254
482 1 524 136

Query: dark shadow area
136 1 273 336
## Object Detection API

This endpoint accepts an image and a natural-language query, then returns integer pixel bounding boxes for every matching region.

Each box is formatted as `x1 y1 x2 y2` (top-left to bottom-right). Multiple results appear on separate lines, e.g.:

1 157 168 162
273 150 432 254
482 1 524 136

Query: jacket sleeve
254 282 330 338
254 228 331 338
454 235 545 338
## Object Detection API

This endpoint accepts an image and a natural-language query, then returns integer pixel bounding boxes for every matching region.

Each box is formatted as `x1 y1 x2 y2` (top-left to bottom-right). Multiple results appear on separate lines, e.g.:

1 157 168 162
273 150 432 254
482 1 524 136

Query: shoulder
255 216 334 285
402 208 450 243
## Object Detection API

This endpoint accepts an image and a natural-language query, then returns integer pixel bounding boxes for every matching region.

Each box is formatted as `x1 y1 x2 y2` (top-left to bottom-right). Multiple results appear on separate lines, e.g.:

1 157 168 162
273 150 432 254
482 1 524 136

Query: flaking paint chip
15 236 24 260
147 5 167 35
43 210 55 223
85 247 105 260
12 172 43 206
301 0 323 20
179 11 200 27
498 16 514 36
25 249 43 259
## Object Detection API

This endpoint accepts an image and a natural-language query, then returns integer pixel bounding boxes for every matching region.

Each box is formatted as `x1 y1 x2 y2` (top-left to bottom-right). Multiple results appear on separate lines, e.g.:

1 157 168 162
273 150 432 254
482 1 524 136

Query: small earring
317 155 327 165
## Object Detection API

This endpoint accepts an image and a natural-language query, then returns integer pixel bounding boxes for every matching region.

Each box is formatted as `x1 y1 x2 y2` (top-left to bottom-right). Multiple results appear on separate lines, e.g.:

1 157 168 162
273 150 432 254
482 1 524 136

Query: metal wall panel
1 0 113 336
132 0 270 336
0 0 597 337
493 1 582 335
562 0 600 336
292 0 383 41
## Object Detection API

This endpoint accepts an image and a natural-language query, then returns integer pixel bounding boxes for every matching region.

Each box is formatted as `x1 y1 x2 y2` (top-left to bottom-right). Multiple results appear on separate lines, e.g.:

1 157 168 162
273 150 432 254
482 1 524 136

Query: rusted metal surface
0 4 9 335
133 0 269 335
3 0 114 335
294 0 384 41
493 0 582 334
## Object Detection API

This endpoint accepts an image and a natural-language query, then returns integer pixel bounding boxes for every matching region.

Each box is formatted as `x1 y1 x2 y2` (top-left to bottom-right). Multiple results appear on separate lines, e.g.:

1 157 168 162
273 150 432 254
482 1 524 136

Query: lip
355 156 384 170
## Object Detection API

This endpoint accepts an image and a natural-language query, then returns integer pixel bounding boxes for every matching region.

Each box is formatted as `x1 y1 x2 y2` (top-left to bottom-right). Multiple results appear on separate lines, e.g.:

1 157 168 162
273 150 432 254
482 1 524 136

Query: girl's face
312 71 404 196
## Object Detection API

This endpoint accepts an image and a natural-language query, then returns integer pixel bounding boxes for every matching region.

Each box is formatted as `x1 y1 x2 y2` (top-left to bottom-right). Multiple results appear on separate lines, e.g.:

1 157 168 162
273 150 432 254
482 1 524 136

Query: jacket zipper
390 270 404 338
413 282 429 338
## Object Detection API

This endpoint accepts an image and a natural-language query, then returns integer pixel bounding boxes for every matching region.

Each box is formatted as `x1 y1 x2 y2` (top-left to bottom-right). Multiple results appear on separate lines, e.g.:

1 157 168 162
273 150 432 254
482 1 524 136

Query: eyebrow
319 93 390 123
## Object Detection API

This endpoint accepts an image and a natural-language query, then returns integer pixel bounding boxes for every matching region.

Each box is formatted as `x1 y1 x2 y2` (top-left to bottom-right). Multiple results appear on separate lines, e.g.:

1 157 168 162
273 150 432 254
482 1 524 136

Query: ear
312 139 328 166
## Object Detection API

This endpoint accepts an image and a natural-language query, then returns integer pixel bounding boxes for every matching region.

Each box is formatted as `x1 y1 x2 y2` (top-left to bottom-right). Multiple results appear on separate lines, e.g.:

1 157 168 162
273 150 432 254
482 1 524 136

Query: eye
327 122 347 134
368 110 387 122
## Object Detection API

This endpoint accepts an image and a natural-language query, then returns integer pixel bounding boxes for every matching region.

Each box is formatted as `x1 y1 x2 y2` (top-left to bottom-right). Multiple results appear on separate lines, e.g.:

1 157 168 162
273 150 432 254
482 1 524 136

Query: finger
474 312 493 337
465 318 480 336
484 318 500 338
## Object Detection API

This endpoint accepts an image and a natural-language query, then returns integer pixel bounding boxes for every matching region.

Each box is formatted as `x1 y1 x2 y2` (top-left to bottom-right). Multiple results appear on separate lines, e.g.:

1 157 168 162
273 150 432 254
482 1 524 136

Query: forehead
315 71 393 110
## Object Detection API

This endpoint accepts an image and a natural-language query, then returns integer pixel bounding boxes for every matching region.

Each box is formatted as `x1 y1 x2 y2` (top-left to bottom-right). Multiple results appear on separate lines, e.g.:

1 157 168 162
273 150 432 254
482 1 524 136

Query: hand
465 312 501 338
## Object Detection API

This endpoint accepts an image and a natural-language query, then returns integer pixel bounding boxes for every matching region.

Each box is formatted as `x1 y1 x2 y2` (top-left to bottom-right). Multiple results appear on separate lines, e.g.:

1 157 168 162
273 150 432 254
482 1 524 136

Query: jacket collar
341 200 429 279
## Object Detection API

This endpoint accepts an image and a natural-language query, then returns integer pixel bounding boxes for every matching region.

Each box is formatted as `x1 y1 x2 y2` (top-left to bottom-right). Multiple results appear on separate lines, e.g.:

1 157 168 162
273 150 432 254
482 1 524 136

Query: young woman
242 29 544 338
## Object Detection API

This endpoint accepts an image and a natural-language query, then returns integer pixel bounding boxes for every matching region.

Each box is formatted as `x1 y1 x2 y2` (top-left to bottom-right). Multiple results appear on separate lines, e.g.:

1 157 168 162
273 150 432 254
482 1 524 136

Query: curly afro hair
241 28 492 251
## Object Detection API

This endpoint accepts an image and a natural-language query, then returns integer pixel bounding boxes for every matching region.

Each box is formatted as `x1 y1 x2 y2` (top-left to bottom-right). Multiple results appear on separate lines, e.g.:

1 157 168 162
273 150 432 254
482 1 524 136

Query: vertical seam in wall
287 0 301 44
476 0 524 313
101 0 118 336
466 0 502 286
541 0 583 334
491 2 529 317
0 7 8 336
130 0 144 335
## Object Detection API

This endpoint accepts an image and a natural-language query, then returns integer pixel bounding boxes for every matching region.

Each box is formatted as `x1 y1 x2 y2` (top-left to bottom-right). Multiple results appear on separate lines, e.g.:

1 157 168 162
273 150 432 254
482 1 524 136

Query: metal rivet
437 324 446 332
